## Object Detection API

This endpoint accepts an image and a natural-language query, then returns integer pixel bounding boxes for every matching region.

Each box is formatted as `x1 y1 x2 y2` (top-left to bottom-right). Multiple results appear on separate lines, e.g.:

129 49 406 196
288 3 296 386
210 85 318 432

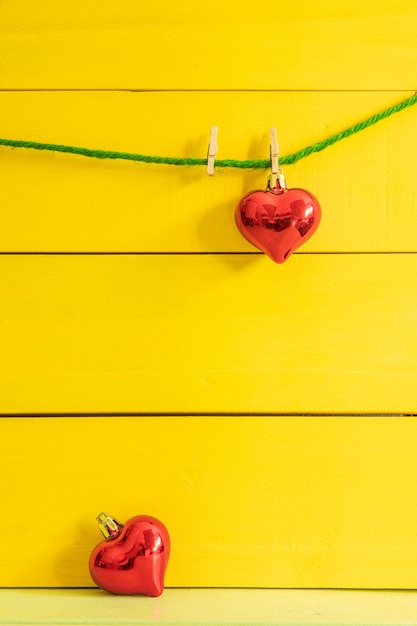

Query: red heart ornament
89 512 170 596
235 184 321 263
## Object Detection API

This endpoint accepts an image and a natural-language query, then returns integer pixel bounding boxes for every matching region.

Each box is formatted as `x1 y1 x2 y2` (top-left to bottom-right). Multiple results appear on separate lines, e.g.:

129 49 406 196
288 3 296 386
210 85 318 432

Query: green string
0 92 416 169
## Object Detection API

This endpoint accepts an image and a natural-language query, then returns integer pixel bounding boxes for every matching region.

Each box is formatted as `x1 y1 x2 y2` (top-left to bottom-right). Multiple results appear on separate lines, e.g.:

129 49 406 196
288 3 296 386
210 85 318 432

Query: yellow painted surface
3 589 417 626
0 254 416 415
0 91 416 253
1 1 417 89
1 0 417 595
2 416 417 588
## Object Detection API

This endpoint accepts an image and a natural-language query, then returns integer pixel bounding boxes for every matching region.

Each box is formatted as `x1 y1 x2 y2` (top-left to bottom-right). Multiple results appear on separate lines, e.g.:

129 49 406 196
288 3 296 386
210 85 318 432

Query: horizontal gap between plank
0 413 413 418
0 88 414 93
0 251 416 256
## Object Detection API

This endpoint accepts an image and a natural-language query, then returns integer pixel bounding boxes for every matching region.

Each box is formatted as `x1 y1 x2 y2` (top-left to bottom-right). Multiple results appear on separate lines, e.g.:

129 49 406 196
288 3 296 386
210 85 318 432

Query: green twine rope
0 92 416 169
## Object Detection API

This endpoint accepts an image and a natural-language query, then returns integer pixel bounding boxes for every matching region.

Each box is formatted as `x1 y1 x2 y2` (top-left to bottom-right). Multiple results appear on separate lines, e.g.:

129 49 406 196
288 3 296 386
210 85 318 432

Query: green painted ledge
1 589 417 626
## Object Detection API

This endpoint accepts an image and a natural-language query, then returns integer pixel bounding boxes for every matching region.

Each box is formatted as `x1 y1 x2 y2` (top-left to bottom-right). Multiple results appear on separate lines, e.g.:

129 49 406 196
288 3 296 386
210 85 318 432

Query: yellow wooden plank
0 91 416 253
1 1 417 89
2 416 417 588
0 254 415 414
3 589 417 626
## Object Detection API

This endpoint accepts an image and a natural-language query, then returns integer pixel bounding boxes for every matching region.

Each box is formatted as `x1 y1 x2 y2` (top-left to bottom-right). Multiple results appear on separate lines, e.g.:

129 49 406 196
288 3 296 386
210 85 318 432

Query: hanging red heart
235 182 321 263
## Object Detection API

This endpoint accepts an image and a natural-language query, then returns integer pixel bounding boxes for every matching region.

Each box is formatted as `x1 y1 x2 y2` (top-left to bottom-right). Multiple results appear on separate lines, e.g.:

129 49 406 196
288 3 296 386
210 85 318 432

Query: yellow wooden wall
1 0 417 589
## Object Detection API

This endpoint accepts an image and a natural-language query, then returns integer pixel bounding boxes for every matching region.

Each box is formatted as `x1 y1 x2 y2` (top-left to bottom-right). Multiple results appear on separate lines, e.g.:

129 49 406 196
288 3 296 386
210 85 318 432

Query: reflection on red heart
89 513 170 596
235 185 321 263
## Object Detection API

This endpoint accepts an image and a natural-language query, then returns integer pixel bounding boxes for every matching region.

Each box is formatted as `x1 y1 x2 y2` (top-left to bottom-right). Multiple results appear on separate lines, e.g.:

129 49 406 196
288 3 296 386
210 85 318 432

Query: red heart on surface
89 514 170 596
235 186 321 263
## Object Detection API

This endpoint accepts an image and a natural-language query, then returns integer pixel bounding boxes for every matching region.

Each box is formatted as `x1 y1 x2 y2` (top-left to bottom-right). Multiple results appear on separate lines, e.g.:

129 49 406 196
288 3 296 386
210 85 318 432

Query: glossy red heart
235 186 321 263
89 514 170 596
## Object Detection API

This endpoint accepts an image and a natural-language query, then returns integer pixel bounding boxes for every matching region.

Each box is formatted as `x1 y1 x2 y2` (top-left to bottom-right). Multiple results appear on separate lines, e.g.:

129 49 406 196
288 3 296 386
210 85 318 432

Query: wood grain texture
1 1 417 89
2 416 417 588
0 254 415 415
1 0 416 596
0 91 416 253
3 589 417 625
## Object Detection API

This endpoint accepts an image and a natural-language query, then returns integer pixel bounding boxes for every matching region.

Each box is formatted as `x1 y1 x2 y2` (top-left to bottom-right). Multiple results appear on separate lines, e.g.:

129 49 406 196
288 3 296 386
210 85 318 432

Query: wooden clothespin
207 126 218 176
269 127 279 187
269 127 287 190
